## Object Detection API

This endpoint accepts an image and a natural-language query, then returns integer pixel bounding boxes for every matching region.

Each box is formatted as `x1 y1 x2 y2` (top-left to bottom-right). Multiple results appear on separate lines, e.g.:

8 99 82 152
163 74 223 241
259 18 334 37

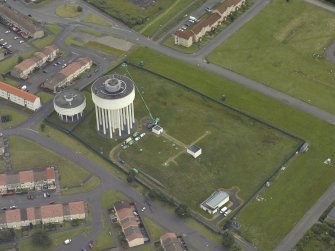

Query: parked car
220 206 228 214
19 40 24 44
9 205 16 210
0 38 3 41
88 240 94 249
64 239 71 244
141 207 146 212
224 209 232 217
5 30 10 34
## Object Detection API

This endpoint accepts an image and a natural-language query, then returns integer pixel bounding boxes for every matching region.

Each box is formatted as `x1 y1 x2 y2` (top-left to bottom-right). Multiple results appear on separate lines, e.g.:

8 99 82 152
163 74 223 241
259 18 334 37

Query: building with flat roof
0 3 44 39
200 191 229 214
54 89 86 122
187 145 202 158
160 233 185 251
0 81 41 111
43 57 92 93
152 125 163 135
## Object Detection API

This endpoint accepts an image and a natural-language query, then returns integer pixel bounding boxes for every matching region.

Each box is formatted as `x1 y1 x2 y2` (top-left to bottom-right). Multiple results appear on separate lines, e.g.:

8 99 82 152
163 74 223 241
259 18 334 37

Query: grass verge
55 3 82 18
0 106 28 129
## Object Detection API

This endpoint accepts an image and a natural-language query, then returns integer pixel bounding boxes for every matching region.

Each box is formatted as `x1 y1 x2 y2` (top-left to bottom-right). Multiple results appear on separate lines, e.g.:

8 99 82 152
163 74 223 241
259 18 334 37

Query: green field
82 14 110 27
207 0 335 115
32 35 56 49
0 106 28 129
55 3 82 18
112 65 299 213
8 136 99 194
126 47 335 250
87 0 179 31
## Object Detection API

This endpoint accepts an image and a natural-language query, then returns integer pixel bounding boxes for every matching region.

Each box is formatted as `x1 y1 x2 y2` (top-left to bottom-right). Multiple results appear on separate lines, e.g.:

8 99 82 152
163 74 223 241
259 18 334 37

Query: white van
64 239 71 244
21 85 27 91
224 209 232 217
220 206 228 214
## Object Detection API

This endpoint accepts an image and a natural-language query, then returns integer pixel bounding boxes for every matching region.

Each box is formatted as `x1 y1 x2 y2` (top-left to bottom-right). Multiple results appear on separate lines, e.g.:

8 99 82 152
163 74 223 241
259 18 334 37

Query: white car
3 42 7 46
140 132 146 138
5 30 10 34
64 239 71 244
224 209 232 217
220 206 228 214
134 137 140 141
0 38 3 41
141 207 146 212
19 40 24 44
6 45 12 49
14 36 19 40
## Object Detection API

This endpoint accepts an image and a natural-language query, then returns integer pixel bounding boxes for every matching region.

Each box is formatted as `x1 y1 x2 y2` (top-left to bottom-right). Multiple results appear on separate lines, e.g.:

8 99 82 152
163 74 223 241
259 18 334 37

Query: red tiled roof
43 44 58 55
117 208 133 220
216 0 244 14
14 58 37 72
19 170 34 183
34 51 46 60
0 174 6 186
175 29 194 40
26 207 35 221
60 57 91 77
68 201 85 215
40 204 64 219
46 167 55 180
5 209 21 223
0 81 39 102
160 232 184 251
160 232 177 241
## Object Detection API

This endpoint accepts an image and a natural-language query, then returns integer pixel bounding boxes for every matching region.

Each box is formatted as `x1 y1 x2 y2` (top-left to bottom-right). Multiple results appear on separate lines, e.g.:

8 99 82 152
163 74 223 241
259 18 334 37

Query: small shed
187 145 202 158
152 125 163 135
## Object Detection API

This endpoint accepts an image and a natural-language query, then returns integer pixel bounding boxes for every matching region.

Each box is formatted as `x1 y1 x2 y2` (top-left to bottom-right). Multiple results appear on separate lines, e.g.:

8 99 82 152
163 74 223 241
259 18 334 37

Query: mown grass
36 91 54 104
55 3 82 18
126 47 335 250
45 23 63 35
0 106 28 129
32 35 55 49
85 41 125 57
8 136 94 192
208 0 335 115
82 14 110 27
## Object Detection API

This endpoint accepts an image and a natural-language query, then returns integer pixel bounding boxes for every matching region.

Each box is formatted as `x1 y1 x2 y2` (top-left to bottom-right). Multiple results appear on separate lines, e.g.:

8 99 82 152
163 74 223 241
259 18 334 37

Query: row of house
0 3 44 39
42 57 92 93
174 0 246 47
11 45 59 79
0 81 41 111
0 167 56 194
160 232 186 251
0 201 85 229
114 200 148 248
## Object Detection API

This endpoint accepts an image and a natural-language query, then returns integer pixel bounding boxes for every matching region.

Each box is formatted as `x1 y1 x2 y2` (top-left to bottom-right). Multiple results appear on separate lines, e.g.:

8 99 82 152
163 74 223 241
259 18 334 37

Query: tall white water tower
91 74 135 138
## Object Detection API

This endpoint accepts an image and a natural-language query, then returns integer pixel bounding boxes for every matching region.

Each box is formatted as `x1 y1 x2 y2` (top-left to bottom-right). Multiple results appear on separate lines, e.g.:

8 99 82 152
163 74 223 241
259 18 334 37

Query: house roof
202 191 229 210
160 232 184 251
26 207 35 221
0 81 39 103
60 57 92 77
0 3 43 34
40 204 64 219
124 226 144 242
0 174 6 186
120 216 139 229
68 201 85 215
187 145 201 153
13 58 37 72
46 167 56 180
175 29 194 40
5 209 21 223
42 45 58 55
19 170 34 183
114 200 132 212
6 174 19 184
216 0 244 14
117 208 134 221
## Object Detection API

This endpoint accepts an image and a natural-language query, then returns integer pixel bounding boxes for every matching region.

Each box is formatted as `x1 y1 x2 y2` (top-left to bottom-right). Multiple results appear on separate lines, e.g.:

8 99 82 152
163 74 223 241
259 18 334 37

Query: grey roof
0 3 43 34
327 207 335 221
54 90 85 109
202 191 229 210
187 145 201 153
153 125 162 131
91 74 134 100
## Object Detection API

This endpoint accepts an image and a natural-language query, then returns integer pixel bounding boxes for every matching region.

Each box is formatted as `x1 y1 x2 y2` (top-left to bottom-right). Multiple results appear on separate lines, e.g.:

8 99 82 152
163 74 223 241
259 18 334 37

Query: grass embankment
126 47 335 250
8 136 100 194
208 0 335 115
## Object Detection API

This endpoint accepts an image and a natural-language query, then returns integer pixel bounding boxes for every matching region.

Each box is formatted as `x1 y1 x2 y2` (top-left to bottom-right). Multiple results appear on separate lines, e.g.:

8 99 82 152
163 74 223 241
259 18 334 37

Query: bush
32 230 52 247
222 232 235 248
0 229 15 242
175 204 190 218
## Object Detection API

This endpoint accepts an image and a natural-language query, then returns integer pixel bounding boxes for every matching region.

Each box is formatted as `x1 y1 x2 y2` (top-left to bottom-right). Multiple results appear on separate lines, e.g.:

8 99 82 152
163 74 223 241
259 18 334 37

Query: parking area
0 23 31 55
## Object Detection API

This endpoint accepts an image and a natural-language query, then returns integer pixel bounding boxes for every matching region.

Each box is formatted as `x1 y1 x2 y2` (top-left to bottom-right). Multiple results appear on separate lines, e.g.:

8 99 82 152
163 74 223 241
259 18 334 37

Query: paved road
275 180 335 251
3 127 225 251
326 41 335 64
304 0 335 13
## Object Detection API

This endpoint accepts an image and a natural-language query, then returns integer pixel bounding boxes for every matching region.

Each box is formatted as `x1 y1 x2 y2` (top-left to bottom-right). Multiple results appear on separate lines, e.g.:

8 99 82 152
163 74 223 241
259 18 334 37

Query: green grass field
8 136 99 194
55 3 82 18
126 47 335 250
0 106 28 129
82 14 110 27
111 65 299 214
32 35 56 49
207 0 335 115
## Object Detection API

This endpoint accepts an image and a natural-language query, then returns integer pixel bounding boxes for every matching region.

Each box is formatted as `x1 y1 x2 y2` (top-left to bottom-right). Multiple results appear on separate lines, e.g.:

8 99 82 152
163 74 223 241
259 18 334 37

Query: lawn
36 91 54 104
45 23 63 35
55 3 82 18
85 41 125 57
8 136 98 194
17 226 91 251
86 0 177 30
0 50 35 74
111 65 300 213
82 14 110 27
207 0 335 115
75 27 104 36
32 35 56 49
126 47 335 250
143 217 166 241
0 106 28 129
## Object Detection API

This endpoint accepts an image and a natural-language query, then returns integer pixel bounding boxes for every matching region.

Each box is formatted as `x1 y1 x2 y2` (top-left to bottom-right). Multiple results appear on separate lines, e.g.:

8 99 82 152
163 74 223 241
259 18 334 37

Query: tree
77 6 83 12
0 229 15 242
32 231 52 247
175 204 190 218
40 123 46 132
222 231 235 249
17 56 23 63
